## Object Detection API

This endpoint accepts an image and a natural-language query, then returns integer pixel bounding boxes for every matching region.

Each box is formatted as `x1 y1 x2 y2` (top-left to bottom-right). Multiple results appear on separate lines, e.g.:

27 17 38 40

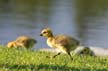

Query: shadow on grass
0 64 107 71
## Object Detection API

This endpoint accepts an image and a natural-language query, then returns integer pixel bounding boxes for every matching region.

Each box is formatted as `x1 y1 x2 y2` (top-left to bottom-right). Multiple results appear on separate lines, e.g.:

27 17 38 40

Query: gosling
73 46 95 56
7 36 37 49
79 47 95 56
40 28 80 60
16 36 37 49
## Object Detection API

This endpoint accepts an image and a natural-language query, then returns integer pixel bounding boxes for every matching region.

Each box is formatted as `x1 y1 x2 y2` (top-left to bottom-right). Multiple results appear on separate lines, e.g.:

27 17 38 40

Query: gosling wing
55 35 80 48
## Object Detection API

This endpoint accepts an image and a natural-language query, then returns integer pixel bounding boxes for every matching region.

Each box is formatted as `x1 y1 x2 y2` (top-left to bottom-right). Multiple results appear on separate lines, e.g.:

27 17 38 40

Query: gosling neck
47 34 54 39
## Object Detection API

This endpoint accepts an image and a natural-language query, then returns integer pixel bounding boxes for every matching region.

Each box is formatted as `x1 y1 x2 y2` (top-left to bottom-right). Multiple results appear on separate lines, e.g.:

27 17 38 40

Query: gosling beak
40 34 43 36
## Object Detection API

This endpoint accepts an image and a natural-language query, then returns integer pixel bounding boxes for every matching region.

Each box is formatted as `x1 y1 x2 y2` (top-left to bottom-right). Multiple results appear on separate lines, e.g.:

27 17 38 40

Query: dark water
0 0 108 49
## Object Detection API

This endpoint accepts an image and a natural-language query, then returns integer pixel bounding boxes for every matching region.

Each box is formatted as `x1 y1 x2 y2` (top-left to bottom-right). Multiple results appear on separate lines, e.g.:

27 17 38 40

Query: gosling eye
22 40 25 43
84 49 87 52
43 31 47 34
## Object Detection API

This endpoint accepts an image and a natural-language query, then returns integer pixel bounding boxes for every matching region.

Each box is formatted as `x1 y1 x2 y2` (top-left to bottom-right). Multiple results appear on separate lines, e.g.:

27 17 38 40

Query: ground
0 46 108 71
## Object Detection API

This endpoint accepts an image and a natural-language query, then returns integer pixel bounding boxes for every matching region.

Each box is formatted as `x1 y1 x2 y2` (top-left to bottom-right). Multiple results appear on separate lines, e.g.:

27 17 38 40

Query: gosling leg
67 52 73 60
46 52 61 58
52 52 61 58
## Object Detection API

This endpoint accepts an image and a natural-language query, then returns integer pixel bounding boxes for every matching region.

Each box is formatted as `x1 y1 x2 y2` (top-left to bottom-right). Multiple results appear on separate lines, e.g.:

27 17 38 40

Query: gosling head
80 47 90 54
40 28 53 38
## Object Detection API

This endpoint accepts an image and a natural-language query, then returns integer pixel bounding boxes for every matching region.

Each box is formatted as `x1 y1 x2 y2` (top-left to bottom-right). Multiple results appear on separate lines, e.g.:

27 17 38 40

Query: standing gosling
40 28 80 60
7 36 37 49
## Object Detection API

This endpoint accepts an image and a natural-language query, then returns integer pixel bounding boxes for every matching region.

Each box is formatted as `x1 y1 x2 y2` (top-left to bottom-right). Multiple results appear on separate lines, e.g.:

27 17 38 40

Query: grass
0 46 108 71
